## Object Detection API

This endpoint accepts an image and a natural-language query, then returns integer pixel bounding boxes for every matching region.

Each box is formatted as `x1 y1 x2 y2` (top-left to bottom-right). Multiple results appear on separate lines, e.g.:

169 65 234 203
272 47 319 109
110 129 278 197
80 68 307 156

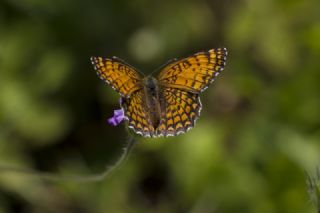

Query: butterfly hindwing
158 48 227 93
121 88 201 137
156 88 201 137
91 56 142 97
121 90 155 137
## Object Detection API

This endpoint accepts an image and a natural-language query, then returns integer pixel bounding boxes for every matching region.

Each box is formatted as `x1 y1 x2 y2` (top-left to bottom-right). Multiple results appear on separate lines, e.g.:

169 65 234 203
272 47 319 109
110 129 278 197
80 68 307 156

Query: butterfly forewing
91 56 142 97
158 48 227 93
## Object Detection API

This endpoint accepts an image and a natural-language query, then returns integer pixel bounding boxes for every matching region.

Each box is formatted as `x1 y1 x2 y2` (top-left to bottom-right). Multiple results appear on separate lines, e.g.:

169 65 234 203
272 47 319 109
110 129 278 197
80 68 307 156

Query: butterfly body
141 76 164 130
91 48 227 137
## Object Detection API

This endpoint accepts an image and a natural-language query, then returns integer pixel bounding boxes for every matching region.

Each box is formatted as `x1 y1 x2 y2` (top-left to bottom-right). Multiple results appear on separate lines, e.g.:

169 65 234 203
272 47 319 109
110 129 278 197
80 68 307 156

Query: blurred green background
1 0 320 212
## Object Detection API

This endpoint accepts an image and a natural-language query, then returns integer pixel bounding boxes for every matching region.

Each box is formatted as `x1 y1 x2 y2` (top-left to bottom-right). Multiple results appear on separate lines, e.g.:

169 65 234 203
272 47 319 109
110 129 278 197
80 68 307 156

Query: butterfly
91 48 227 137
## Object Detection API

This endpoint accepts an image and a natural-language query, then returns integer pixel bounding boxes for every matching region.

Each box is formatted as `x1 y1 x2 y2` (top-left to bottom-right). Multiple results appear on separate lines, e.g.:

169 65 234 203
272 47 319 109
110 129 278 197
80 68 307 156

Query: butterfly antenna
149 58 178 76
112 56 145 76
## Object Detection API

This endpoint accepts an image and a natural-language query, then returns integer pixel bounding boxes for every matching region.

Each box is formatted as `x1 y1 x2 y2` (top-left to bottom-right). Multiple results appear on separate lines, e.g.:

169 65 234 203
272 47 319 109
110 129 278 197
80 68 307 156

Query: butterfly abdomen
143 77 164 131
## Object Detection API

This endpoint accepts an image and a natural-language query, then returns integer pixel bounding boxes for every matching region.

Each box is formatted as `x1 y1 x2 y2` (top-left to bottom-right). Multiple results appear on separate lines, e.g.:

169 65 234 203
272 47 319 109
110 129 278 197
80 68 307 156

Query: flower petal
114 109 124 117
107 108 125 126
107 117 118 126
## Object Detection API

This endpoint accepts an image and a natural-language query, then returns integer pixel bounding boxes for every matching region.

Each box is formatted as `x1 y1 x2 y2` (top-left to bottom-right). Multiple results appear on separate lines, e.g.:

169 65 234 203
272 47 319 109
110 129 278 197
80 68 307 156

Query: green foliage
0 0 319 212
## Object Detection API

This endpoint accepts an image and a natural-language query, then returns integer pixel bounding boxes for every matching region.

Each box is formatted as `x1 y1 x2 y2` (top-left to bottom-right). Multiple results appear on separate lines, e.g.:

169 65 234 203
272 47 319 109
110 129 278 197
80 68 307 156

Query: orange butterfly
91 48 227 137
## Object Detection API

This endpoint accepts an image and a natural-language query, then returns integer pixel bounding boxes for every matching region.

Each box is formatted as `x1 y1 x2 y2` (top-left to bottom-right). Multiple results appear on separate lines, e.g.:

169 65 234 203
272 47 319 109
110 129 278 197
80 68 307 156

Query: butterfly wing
155 88 201 136
155 48 227 136
91 56 142 97
121 90 155 137
158 48 227 93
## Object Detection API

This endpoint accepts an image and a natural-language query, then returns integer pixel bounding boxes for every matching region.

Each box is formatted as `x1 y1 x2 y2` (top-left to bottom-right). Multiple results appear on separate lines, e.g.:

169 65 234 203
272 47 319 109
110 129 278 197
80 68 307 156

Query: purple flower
107 108 125 126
